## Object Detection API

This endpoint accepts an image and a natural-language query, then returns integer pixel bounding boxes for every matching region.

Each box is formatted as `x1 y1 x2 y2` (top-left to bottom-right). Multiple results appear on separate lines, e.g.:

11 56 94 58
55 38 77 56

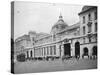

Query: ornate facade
14 6 97 61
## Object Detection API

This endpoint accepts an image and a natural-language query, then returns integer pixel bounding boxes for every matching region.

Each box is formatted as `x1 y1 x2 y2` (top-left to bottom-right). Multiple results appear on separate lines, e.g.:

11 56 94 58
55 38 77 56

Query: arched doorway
82 47 89 58
92 46 97 59
64 43 71 56
92 46 97 56
75 42 80 58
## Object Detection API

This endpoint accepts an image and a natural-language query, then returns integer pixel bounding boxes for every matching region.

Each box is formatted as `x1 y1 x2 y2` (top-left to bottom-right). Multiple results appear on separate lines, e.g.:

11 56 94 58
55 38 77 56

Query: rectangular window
88 13 91 21
83 26 85 35
83 16 85 24
89 37 91 43
94 11 97 20
88 24 92 33
95 22 97 32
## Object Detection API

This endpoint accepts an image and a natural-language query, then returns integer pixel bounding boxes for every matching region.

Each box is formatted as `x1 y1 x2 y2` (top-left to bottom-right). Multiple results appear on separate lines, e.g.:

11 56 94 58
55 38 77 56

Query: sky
14 1 83 40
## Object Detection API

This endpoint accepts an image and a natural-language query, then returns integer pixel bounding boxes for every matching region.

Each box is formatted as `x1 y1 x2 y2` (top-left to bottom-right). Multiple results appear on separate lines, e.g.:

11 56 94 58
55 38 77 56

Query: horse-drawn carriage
17 53 26 62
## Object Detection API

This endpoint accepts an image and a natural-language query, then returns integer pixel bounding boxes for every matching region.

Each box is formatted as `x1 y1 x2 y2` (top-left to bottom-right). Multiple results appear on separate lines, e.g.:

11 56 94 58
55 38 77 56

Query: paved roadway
14 58 97 74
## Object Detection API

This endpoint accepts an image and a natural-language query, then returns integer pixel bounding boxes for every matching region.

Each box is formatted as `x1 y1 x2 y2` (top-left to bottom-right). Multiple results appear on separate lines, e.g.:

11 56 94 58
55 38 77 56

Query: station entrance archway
75 42 80 58
64 43 71 56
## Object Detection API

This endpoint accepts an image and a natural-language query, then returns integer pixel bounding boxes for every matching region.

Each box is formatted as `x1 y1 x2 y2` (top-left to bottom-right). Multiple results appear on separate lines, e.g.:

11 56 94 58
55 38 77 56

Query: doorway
64 43 71 56
92 46 97 56
75 42 80 58
82 47 89 58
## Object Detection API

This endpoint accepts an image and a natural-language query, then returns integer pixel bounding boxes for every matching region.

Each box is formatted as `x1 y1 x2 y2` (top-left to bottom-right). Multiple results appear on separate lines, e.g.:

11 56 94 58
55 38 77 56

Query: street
14 58 97 74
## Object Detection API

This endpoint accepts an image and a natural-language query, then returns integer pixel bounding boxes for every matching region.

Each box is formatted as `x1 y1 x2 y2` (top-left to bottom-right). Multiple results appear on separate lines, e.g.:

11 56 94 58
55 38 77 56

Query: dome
51 14 68 34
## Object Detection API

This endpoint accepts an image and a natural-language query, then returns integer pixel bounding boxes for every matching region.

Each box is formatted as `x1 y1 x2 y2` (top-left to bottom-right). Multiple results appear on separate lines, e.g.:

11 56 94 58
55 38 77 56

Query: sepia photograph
11 1 97 74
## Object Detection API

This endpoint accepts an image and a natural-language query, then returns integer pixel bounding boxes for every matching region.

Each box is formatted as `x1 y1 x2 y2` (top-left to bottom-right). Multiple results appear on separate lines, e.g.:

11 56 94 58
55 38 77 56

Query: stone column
28 50 31 58
32 48 34 58
26 50 29 59
45 47 47 57
43 48 45 57
61 45 64 57
25 51 27 59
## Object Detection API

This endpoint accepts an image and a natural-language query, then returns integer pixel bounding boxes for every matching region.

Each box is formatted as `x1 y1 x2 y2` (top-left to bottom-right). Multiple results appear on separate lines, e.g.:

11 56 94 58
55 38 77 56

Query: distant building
14 34 32 54
14 6 97 61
